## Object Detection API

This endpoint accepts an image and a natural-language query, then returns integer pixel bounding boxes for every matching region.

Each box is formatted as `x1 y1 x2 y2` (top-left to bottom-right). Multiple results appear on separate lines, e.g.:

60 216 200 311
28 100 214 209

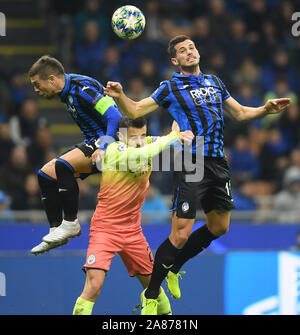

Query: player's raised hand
104 81 123 98
179 130 194 144
171 120 180 133
265 98 291 115
91 149 105 166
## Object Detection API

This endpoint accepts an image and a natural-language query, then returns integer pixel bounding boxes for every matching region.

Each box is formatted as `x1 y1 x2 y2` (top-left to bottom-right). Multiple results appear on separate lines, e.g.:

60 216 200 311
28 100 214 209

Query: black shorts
57 140 99 180
172 156 235 218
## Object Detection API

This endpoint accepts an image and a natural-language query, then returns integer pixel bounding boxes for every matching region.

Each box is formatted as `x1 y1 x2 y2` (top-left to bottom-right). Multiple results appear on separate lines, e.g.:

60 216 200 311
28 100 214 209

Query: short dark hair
28 55 65 80
118 116 147 131
168 35 191 58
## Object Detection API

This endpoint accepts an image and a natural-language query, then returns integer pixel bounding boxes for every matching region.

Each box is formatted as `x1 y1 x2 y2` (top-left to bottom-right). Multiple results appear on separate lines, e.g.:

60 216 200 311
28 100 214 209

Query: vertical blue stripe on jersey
189 79 215 156
69 92 98 140
72 86 106 140
173 80 207 153
204 75 225 157
70 74 107 140
167 81 195 134
177 80 205 130
204 75 223 119
204 75 223 157
214 75 230 101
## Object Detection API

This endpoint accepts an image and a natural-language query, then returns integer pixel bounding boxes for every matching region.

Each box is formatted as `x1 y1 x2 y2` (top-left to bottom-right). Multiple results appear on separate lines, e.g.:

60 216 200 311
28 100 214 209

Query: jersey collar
172 71 205 82
58 73 71 99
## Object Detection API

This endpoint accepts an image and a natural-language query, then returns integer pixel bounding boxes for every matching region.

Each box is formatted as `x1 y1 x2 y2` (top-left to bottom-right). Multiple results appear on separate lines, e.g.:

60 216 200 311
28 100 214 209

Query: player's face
126 126 147 148
30 75 57 99
172 40 200 68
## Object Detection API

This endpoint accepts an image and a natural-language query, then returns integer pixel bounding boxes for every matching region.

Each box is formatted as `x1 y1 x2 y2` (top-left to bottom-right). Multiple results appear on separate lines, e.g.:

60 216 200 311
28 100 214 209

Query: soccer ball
111 5 146 40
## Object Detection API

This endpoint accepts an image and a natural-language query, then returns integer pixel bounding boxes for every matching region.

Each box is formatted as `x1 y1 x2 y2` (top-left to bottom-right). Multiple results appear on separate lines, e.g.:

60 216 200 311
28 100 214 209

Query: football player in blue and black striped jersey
105 35 291 314
28 55 122 255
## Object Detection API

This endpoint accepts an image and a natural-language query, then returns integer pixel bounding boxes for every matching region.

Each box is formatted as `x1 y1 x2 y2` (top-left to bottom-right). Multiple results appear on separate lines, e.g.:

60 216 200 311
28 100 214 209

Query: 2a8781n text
145 319 198 330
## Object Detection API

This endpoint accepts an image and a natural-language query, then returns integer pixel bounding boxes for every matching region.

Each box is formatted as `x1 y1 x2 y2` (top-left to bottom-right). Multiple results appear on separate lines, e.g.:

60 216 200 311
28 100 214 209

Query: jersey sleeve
77 82 119 117
78 82 121 150
101 132 179 172
95 104 121 150
214 76 231 101
146 136 160 144
78 83 104 106
150 81 171 108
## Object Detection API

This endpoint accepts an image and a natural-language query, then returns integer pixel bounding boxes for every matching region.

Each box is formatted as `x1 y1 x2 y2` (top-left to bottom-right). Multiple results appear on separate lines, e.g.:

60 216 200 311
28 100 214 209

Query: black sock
171 224 218 274
145 238 181 299
55 159 79 222
37 170 62 228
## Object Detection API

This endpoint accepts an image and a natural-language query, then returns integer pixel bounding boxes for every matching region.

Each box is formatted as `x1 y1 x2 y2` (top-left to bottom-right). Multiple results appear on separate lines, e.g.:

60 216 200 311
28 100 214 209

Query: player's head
117 117 147 148
29 55 65 99
168 35 200 72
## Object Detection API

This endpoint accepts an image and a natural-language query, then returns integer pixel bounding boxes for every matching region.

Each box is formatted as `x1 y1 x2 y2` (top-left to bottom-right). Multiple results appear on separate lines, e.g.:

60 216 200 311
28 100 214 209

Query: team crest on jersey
117 143 127 152
66 95 78 118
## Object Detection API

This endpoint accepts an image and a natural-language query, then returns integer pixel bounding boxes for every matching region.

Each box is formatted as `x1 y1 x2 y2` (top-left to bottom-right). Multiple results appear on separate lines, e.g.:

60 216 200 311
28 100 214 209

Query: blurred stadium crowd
0 0 300 221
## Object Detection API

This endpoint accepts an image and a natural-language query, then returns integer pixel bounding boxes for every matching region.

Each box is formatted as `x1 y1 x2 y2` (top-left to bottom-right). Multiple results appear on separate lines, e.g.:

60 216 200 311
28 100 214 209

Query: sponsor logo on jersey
189 87 218 106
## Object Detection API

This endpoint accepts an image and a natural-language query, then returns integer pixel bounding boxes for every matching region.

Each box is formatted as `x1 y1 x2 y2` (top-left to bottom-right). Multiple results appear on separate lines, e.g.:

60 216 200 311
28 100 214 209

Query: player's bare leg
169 212 195 248
73 269 106 315
205 209 231 237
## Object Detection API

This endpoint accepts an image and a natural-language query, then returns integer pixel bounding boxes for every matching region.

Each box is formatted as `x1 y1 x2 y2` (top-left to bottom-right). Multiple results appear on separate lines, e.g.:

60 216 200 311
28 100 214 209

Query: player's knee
40 159 57 180
206 209 230 237
209 224 229 237
172 229 191 248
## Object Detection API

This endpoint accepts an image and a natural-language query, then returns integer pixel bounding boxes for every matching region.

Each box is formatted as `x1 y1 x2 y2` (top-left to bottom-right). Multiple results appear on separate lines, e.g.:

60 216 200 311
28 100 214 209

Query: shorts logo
87 254 96 265
182 202 189 213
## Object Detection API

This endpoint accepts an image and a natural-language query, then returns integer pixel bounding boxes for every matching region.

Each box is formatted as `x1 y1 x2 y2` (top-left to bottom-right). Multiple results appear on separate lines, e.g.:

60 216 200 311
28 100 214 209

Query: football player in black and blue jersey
28 55 122 255
105 35 291 314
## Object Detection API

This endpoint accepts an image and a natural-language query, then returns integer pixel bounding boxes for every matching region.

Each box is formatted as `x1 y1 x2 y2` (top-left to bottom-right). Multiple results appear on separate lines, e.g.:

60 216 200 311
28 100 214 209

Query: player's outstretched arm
224 96 291 122
126 129 194 160
104 81 159 118
103 129 194 172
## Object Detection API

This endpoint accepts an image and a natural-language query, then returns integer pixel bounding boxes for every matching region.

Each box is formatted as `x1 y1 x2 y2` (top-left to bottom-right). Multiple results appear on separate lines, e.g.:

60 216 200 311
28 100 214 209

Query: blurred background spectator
0 190 13 220
10 174 42 210
141 185 170 224
0 145 34 203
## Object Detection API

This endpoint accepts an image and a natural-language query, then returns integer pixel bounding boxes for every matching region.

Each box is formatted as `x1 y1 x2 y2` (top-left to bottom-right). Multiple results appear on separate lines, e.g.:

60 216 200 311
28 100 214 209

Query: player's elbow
129 103 144 119
127 110 139 119
233 108 246 122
